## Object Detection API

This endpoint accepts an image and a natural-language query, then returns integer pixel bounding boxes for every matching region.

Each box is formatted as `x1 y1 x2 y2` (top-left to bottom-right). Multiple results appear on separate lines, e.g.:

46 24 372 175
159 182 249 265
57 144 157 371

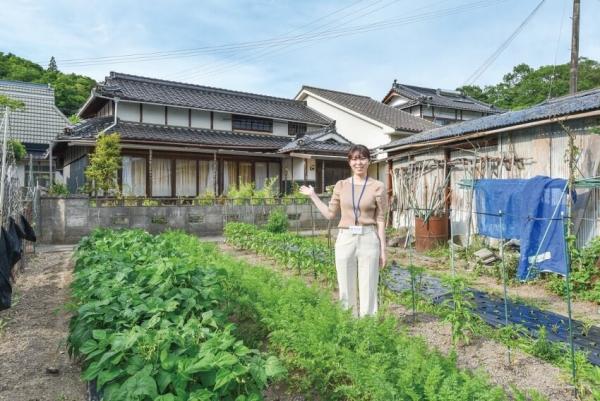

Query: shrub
48 182 69 196
265 208 288 233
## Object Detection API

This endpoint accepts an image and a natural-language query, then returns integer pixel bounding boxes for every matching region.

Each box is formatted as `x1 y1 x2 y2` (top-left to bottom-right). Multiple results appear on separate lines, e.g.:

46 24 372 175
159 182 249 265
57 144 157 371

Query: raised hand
298 185 315 197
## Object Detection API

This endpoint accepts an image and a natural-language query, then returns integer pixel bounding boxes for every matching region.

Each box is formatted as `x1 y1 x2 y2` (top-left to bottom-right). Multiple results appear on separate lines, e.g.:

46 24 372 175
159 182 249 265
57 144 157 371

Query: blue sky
2 0 599 100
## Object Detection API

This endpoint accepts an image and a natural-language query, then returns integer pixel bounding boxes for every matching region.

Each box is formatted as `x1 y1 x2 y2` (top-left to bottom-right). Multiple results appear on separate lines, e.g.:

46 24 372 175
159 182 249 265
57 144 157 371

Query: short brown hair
347 144 370 160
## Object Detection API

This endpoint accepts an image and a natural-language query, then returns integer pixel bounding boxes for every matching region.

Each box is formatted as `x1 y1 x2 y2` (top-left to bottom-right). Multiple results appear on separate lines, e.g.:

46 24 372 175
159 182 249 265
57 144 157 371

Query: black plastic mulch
385 264 600 366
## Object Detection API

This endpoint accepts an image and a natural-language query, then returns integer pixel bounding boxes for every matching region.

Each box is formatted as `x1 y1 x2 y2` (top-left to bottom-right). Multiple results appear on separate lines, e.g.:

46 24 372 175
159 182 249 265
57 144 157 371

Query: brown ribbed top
328 178 386 227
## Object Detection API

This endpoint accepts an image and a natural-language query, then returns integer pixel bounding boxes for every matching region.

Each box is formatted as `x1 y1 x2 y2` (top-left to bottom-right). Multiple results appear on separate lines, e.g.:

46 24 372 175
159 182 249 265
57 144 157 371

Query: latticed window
288 122 307 136
232 115 273 132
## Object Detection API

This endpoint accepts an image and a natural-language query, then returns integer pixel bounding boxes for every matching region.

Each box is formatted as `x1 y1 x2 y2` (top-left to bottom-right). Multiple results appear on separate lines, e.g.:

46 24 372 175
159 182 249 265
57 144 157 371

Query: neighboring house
295 85 438 148
54 72 354 196
0 80 69 187
382 88 600 247
278 123 352 193
295 85 438 184
382 80 503 126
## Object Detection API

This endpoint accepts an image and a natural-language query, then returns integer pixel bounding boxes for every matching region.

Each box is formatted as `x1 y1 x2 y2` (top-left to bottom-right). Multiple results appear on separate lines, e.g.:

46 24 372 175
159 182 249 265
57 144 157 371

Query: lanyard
351 176 368 225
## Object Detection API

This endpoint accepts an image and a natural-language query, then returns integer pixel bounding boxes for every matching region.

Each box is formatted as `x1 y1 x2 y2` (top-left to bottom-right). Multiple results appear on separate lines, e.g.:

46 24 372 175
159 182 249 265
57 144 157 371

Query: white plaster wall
118 102 140 122
307 125 322 133
191 110 211 129
434 107 456 119
213 112 232 131
304 95 390 148
142 104 165 124
167 107 188 127
462 110 485 120
387 97 409 108
421 106 434 117
292 158 307 181
273 121 289 137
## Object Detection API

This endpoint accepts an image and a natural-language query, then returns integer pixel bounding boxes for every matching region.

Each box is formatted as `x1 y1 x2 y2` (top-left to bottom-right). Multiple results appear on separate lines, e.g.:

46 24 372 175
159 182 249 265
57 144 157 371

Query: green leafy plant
142 198 159 206
264 208 288 233
441 276 479 346
48 182 69 197
196 191 216 206
7 139 26 161
69 229 284 401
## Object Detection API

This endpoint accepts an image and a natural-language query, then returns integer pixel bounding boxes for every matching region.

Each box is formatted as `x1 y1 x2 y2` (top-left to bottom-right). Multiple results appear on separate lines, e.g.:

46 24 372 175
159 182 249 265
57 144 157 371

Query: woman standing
300 144 386 317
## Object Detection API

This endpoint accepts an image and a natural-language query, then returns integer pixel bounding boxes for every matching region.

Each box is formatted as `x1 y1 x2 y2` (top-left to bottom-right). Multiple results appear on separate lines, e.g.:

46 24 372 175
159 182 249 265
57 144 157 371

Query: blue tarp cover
474 176 572 280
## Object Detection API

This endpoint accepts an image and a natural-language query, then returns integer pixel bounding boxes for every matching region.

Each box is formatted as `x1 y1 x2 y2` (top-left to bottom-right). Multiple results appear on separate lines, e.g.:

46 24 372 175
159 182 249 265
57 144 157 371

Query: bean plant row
68 229 285 401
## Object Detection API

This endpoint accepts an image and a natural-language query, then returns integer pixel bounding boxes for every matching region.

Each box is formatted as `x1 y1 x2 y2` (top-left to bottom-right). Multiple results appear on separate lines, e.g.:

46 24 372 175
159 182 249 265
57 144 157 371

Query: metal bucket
414 214 449 252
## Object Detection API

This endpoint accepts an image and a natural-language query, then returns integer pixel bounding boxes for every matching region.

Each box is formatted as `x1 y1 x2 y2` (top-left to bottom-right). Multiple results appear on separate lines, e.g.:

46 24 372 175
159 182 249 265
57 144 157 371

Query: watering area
384 263 600 366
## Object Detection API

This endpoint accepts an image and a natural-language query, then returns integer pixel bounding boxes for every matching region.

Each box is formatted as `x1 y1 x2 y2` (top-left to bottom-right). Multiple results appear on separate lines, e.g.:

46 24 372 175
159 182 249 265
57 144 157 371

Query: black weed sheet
385 264 600 366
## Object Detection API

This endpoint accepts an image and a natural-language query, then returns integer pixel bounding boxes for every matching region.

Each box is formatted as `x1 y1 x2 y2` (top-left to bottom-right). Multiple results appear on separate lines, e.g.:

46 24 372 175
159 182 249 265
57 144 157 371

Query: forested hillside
0 52 96 116
458 58 600 110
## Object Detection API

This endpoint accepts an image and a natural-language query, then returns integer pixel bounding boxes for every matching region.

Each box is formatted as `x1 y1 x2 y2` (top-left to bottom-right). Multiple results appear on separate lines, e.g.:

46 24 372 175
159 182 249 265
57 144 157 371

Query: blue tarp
474 176 573 280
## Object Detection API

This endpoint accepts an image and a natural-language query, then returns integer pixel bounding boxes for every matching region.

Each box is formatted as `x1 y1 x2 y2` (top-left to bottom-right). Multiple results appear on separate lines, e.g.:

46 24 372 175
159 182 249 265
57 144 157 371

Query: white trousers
335 226 380 317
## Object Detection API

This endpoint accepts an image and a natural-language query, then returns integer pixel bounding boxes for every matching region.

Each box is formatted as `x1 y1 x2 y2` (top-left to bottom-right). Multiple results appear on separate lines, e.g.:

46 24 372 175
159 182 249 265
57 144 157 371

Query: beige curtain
199 160 216 194
239 162 252 186
255 162 267 189
152 158 171 196
122 156 146 196
176 160 196 196
223 161 237 194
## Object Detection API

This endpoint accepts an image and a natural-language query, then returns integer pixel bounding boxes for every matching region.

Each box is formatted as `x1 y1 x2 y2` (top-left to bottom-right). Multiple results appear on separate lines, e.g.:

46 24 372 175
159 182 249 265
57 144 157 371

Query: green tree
7 139 26 161
48 56 58 72
457 57 600 110
0 52 96 116
85 133 121 196
0 94 25 110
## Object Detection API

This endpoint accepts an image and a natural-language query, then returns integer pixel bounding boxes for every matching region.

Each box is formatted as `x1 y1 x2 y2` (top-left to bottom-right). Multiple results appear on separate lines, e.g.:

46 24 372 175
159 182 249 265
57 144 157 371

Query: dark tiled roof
279 125 352 155
383 88 600 150
64 117 292 150
299 86 438 133
92 72 331 125
387 83 503 114
0 80 69 145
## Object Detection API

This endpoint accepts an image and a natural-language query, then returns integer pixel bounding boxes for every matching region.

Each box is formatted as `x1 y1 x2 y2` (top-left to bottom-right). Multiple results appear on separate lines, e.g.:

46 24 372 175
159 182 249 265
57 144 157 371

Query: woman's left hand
379 252 386 269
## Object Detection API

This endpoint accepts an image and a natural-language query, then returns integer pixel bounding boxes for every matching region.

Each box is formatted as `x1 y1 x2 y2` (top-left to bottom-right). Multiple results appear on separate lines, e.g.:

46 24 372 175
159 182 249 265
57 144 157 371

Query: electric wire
463 0 546 86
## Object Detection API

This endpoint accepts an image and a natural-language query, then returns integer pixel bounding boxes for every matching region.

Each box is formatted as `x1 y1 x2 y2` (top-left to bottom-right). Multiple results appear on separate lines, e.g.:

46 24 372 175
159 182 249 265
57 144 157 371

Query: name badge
349 225 364 235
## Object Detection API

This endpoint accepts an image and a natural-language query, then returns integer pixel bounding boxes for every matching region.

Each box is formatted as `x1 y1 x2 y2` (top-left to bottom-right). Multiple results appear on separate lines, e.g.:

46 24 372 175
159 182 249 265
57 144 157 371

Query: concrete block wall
38 197 332 244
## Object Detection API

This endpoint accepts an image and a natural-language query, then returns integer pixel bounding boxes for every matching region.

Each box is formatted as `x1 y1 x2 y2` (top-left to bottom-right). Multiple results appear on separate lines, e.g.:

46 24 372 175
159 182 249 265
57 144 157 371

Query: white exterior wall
292 158 304 181
273 120 289 137
213 112 232 131
387 96 410 108
303 95 391 148
142 104 164 124
118 102 140 122
462 110 485 120
191 110 211 129
167 106 188 127
433 107 456 119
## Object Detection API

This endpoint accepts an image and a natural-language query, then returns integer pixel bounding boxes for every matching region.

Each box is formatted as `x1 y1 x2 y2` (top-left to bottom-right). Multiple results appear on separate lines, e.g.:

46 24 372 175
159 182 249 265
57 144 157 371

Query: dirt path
220 242 579 401
0 249 86 401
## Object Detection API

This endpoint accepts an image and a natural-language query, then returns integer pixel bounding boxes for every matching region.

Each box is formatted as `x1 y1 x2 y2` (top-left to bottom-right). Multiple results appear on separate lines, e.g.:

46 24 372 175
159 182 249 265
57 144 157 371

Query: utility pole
569 0 580 95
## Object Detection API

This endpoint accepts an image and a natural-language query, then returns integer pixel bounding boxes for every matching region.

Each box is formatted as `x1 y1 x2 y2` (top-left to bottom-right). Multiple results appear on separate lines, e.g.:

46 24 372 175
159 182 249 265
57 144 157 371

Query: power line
180 0 504 83
171 0 392 80
174 0 408 82
547 0 569 100
45 0 373 68
463 0 546 86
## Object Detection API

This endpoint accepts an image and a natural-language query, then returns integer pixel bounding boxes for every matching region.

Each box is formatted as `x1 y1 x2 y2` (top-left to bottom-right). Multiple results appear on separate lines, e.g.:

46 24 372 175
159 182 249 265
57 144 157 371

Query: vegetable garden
68 227 558 401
